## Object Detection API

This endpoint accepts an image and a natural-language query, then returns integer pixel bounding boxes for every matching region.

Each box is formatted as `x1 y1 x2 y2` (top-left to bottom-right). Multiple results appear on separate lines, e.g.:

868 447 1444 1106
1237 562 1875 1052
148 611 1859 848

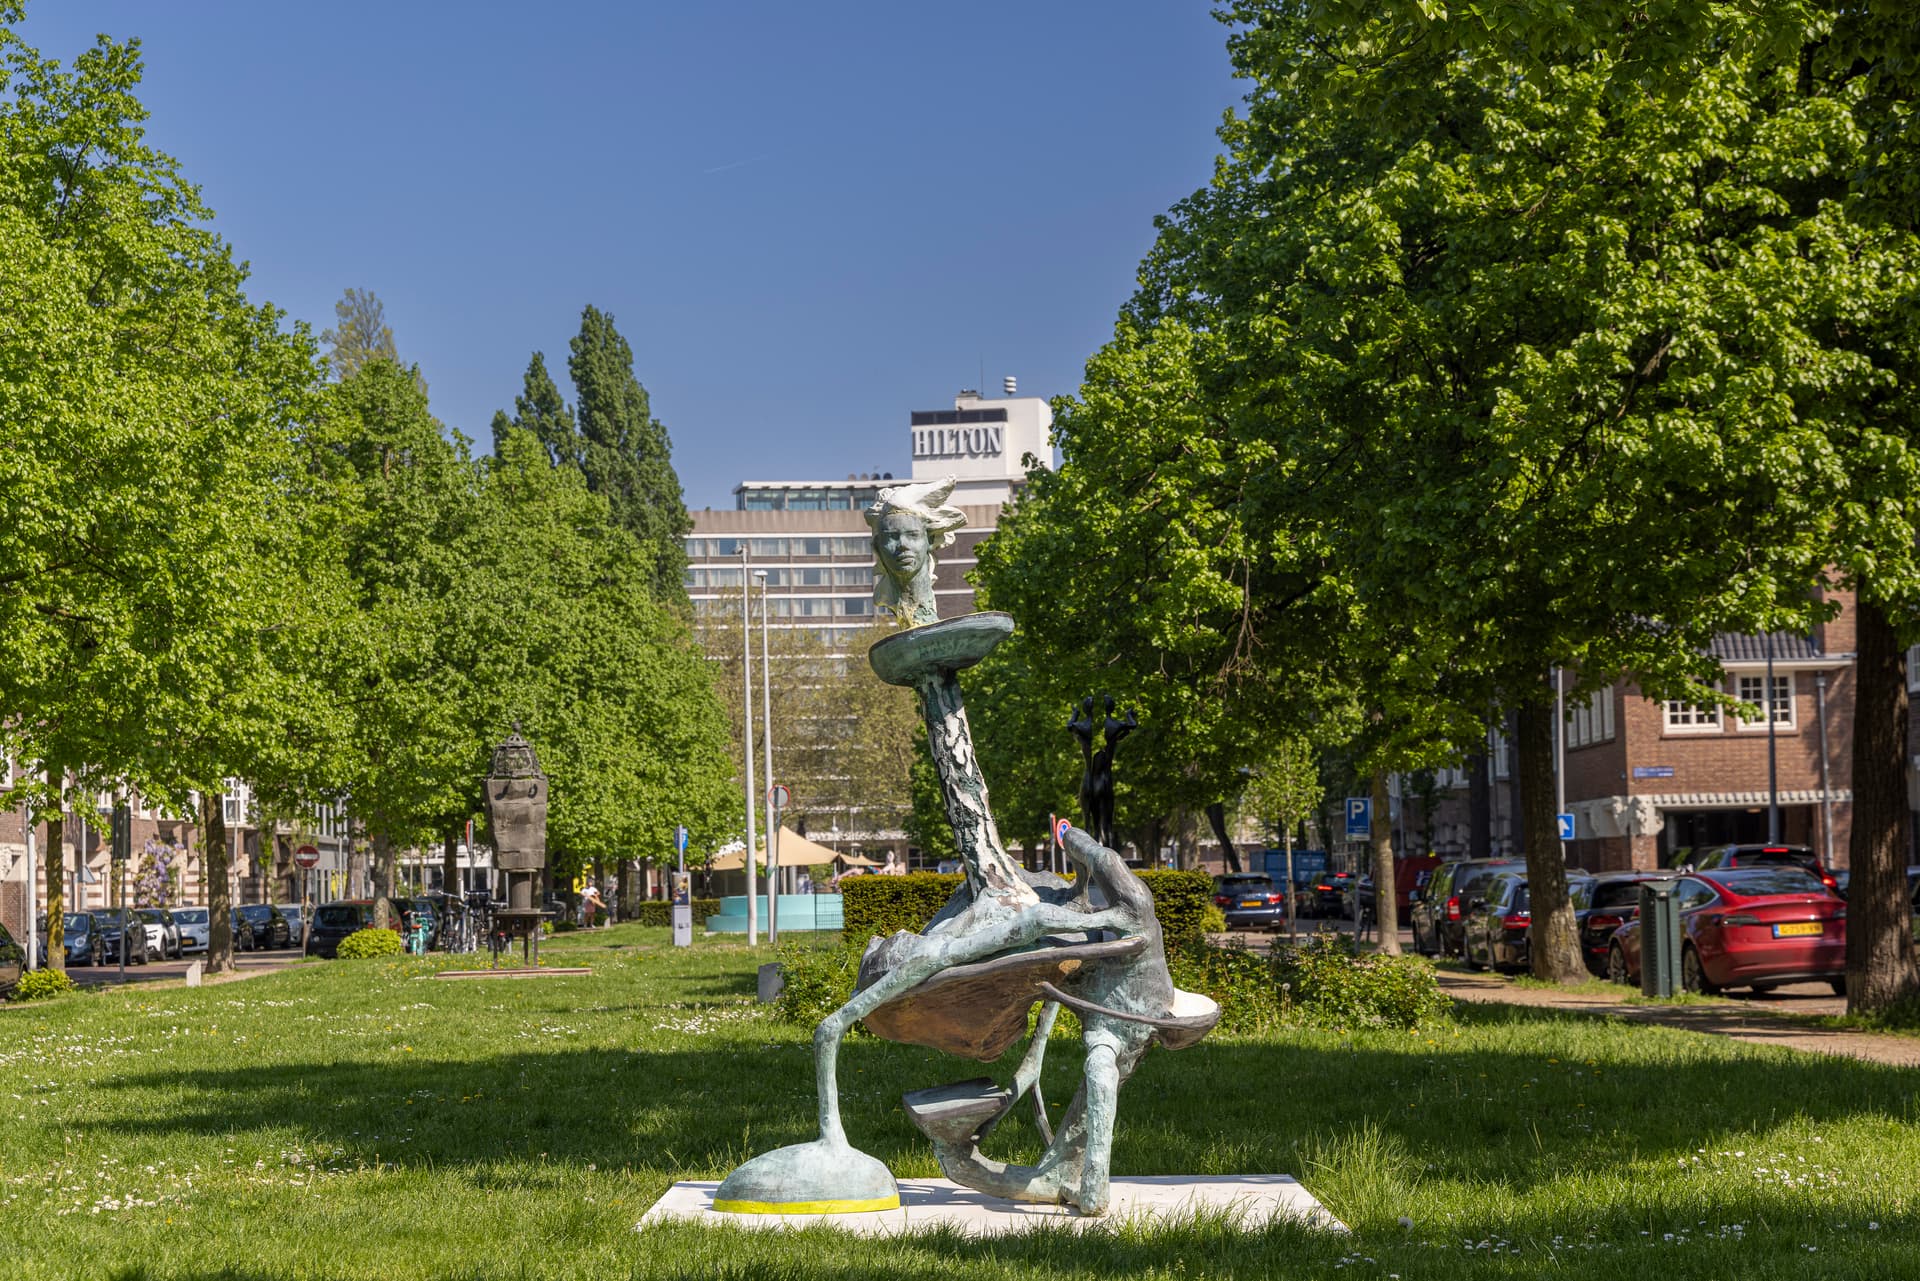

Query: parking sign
1345 797 1372 841
1557 813 1576 842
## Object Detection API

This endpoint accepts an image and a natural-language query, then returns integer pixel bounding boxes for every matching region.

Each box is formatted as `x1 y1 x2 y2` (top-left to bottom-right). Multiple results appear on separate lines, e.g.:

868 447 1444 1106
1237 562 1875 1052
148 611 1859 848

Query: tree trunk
204 791 233 974
1515 697 1585 981
1505 712 1526 856
1369 771 1401 953
1847 593 1920 1011
44 765 65 971
619 858 642 917
1468 746 1492 857
371 831 393 930
1206 802 1242 873
442 831 460 899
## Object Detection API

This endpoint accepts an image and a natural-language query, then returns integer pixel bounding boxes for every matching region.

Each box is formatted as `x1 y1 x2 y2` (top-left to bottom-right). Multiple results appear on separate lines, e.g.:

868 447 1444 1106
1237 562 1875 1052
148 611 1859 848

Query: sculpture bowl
712 1136 899 1214
868 612 1014 687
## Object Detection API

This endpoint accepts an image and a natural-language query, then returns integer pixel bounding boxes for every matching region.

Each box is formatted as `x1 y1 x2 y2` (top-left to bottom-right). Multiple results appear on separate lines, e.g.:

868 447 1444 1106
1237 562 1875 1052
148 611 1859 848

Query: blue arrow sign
1344 797 1372 841
1557 813 1576 842
674 824 689 854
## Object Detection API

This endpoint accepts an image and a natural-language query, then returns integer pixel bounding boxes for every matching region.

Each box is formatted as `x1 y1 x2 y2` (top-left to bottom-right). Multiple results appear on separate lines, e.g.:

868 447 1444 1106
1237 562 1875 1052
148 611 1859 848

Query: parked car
38 912 103 966
1687 844 1837 892
1463 874 1598 972
135 908 183 960
228 910 263 952
306 901 378 958
90 908 154 965
236 903 291 950
0 921 24 996
276 903 306 948
1575 873 1666 974
1311 871 1362 918
1829 866 1920 908
1214 875 1288 931
172 907 210 953
1410 859 1528 957
1606 867 1846 994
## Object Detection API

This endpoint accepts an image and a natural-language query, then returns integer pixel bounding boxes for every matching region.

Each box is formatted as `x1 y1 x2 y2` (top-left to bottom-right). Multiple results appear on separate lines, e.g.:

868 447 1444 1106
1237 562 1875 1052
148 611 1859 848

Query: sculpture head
866 476 966 626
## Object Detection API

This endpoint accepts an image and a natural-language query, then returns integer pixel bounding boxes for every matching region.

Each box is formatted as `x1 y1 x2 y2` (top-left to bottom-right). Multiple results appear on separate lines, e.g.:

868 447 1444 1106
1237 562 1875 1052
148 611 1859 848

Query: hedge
336 927 404 959
634 899 721 928
840 867 1215 945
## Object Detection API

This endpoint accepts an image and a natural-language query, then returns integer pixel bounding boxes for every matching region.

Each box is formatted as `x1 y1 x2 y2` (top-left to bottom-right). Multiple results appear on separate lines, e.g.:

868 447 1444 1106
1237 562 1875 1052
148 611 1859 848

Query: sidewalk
1437 967 1920 1068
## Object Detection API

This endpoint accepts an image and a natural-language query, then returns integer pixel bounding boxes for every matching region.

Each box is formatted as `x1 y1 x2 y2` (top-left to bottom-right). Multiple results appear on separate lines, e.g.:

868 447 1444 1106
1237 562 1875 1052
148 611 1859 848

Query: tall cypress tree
567 305 691 599
493 351 581 470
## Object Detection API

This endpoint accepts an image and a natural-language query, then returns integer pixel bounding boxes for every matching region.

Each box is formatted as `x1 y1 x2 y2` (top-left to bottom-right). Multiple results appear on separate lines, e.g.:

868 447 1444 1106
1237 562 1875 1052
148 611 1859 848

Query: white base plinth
640 1175 1345 1237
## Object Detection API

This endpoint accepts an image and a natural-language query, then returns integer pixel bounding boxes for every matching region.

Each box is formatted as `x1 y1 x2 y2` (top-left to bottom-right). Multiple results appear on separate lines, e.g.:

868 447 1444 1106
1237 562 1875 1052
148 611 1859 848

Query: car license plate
1239 899 1264 908
1773 921 1823 938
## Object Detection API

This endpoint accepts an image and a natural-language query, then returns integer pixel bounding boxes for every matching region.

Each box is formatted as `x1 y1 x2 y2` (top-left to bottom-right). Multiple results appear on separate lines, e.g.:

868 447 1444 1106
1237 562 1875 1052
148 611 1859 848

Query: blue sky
22 3 1243 508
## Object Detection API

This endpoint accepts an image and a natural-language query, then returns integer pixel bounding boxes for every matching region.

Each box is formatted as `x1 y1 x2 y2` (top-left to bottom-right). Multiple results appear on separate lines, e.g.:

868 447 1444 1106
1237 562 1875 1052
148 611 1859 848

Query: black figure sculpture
1067 696 1097 836
1083 694 1137 850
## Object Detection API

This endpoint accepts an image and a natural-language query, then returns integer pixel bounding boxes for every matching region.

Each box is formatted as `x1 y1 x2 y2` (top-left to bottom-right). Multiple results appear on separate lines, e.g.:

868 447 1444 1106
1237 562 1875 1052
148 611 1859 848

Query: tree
1286 0 1920 1008
490 351 579 468
567 306 692 601
1241 736 1325 940
322 288 426 396
1106 0 1906 982
0 7 330 970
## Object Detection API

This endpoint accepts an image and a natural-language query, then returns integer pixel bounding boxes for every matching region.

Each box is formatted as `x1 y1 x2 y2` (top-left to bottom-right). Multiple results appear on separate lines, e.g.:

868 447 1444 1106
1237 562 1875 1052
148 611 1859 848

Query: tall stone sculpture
712 477 1218 1218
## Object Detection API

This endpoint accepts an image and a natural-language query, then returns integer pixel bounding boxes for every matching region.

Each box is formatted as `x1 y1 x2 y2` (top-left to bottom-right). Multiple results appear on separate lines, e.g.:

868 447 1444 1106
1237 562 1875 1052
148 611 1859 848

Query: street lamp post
1765 631 1781 844
755 569 778 946
740 547 758 945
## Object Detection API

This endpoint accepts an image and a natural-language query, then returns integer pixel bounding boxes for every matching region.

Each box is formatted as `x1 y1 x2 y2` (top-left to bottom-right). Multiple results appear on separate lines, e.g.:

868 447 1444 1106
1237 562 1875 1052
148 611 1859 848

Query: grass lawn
2 924 1917 1279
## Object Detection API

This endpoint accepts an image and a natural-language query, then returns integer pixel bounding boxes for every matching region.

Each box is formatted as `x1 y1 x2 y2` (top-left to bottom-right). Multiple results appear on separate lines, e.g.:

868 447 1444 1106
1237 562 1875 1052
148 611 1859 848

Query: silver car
135 908 183 960
172 907 210 953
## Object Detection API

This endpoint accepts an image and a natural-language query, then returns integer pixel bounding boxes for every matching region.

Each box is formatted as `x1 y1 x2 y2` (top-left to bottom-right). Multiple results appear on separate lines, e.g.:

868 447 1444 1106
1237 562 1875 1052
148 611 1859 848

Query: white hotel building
684 389 1053 633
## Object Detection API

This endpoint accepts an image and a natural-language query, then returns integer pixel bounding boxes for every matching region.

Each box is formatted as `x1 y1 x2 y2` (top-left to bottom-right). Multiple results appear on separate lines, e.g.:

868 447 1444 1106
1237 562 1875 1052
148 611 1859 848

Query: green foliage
1198 903 1227 935
1135 869 1214 945
1165 939 1282 1036
839 873 965 943
10 968 77 1002
334 928 404 960
902 730 958 865
634 899 720 928
772 940 864 1029
1273 933 1451 1032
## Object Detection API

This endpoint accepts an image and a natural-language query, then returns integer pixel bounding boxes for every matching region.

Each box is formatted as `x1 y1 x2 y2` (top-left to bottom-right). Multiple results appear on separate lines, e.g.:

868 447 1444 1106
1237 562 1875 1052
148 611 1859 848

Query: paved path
1436 968 1920 1067
67 948 310 989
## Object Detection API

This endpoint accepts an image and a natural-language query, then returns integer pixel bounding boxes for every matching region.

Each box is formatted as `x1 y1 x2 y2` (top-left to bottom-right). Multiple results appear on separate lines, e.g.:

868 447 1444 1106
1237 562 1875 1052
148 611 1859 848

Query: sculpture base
711 1137 899 1215
641 1175 1346 1235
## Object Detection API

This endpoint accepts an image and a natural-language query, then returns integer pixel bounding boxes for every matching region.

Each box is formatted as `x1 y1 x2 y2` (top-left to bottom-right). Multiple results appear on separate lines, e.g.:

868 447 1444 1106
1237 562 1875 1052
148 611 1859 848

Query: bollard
1637 881 1682 998
185 961 203 988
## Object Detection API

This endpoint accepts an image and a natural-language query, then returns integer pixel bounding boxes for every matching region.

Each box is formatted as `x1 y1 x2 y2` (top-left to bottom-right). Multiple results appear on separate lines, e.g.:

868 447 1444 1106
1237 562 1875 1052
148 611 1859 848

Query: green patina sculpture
712 476 1218 1218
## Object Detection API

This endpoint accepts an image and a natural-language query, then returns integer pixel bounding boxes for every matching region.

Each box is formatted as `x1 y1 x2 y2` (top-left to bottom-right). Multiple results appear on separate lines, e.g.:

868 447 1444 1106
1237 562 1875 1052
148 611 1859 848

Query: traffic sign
1556 813 1576 842
294 844 321 869
1344 797 1372 841
674 824 689 854
768 783 791 811
1054 816 1071 845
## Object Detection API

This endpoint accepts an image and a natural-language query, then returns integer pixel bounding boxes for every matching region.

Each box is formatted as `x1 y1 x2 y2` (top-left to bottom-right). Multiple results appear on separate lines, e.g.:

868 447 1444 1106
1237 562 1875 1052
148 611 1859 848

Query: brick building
1398 589 1861 874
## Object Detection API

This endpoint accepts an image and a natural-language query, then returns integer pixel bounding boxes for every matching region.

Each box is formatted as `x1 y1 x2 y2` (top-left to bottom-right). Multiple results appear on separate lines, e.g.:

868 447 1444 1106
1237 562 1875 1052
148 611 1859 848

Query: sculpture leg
1075 1043 1121 1215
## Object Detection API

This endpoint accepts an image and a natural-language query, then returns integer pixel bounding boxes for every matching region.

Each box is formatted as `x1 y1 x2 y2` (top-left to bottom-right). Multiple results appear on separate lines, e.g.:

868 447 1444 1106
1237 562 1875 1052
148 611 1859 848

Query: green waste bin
1638 880 1682 998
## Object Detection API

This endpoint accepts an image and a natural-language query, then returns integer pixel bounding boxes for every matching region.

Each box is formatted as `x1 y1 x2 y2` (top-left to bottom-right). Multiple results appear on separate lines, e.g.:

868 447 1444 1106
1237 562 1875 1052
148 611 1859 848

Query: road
63 946 311 987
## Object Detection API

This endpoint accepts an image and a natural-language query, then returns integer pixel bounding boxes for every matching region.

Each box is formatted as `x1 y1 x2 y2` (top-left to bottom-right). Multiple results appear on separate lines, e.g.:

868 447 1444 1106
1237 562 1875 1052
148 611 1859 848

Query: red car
1606 868 1845 995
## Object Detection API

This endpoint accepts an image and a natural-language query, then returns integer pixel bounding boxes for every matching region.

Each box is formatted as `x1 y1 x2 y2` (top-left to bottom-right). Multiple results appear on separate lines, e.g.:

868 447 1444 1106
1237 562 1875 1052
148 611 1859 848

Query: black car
1687 844 1836 892
1463 874 1597 972
0 921 24 997
1410 859 1528 958
89 908 152 966
1575 873 1664 974
1214 874 1288 931
227 909 258 952
306 901 377 958
236 904 287 949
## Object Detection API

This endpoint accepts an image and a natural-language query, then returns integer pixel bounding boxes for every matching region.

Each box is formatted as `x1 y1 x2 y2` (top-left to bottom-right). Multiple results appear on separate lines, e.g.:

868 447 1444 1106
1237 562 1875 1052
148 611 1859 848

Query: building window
750 539 787 556
1491 732 1511 780
838 597 872 616
711 538 742 557
800 538 828 556
1566 688 1616 749
1908 644 1919 693
834 567 873 587
1735 673 1795 730
1664 700 1722 732
683 539 706 558
796 568 828 587
743 494 780 511
833 537 870 556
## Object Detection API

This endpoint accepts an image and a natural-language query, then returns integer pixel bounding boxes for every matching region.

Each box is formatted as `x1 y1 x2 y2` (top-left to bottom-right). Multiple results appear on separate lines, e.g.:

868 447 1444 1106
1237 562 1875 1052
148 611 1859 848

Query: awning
709 827 848 870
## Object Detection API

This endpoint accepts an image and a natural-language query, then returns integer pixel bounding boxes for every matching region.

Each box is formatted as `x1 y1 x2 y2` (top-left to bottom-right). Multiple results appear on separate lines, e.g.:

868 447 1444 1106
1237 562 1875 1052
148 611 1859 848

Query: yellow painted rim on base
713 1194 900 1215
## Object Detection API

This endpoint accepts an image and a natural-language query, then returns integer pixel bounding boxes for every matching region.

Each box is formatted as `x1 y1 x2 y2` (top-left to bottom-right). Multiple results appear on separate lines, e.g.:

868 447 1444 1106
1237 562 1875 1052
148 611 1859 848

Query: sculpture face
874 510 938 625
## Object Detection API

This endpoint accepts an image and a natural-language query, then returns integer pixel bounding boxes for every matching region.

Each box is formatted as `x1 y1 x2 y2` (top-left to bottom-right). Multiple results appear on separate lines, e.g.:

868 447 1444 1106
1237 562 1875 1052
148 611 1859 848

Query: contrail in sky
703 154 771 175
